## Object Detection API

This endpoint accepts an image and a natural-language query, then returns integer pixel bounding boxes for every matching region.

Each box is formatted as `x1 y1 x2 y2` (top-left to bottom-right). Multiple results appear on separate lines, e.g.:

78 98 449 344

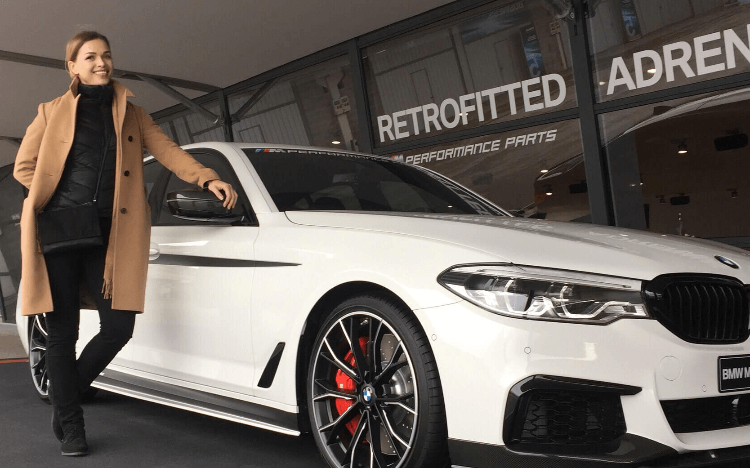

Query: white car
17 142 750 468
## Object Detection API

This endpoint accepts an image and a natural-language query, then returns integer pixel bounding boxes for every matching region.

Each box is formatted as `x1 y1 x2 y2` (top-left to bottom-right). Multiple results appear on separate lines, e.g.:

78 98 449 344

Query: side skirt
91 368 300 436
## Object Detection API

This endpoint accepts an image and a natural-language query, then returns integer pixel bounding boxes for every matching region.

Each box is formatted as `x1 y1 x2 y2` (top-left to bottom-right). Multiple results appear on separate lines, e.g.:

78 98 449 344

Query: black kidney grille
515 390 626 445
661 394 750 433
644 276 750 344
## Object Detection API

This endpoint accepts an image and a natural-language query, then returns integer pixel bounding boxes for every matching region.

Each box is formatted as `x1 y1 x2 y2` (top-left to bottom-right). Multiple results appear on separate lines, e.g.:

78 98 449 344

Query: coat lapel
112 80 135 136
47 79 81 175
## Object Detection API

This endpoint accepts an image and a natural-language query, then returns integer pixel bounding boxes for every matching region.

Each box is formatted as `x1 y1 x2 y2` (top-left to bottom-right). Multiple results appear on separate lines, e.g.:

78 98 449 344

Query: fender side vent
258 342 285 388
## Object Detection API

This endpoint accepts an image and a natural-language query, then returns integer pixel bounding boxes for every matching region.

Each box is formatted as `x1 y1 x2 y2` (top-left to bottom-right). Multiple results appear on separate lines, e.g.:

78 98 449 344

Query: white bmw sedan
18 142 750 468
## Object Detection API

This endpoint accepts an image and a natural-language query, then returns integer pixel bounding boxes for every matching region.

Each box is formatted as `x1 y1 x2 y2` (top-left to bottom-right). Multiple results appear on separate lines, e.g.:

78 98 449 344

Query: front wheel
29 315 50 402
307 294 449 468
27 315 98 403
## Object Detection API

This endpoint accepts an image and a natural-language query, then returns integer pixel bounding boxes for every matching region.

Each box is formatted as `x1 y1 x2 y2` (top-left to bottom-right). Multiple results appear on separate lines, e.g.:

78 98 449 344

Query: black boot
51 408 64 442
48 382 64 442
60 424 88 456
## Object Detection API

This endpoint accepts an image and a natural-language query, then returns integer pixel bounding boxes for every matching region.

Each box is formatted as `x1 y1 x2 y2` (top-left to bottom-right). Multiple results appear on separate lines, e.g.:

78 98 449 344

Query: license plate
719 355 750 392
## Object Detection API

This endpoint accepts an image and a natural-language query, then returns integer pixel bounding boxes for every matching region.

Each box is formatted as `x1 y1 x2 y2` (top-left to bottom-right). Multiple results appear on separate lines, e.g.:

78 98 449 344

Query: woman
13 31 237 456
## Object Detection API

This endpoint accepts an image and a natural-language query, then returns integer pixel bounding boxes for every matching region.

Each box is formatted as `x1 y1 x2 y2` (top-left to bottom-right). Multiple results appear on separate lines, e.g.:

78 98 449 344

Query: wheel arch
293 281 411 433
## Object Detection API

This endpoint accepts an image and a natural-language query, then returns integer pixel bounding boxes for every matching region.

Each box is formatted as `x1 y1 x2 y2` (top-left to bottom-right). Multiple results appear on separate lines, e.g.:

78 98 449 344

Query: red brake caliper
334 336 369 435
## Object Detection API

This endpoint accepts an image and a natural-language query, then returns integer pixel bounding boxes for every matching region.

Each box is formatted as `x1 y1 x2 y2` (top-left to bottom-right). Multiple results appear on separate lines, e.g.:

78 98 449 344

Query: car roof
144 141 391 163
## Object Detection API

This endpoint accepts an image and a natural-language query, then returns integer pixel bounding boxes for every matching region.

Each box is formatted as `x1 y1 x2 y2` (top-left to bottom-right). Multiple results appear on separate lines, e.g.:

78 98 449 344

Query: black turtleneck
45 83 117 217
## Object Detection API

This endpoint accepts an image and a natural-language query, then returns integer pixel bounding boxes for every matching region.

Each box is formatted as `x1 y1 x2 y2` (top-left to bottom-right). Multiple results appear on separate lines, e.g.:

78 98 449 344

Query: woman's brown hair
65 31 111 78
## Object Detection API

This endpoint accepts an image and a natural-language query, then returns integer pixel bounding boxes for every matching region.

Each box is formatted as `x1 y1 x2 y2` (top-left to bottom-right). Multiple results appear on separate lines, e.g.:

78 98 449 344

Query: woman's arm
135 105 237 208
13 103 47 189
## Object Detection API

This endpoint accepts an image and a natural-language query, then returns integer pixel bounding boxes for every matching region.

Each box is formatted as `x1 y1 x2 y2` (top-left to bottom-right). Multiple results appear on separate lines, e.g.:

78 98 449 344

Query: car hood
285 211 750 282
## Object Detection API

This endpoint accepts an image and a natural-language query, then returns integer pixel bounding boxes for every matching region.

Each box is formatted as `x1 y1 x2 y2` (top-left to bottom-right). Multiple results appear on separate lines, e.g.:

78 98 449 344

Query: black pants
44 217 135 428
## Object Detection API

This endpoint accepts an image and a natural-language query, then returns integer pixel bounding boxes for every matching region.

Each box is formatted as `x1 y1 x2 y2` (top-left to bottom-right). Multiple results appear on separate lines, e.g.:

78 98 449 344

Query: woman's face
68 39 112 85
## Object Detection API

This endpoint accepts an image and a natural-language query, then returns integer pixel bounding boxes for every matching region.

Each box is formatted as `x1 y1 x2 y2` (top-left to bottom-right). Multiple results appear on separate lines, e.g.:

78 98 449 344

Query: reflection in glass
228 56 359 151
245 149 507 216
601 87 750 248
392 120 589 222
155 101 225 145
588 0 750 102
0 164 23 322
363 0 577 147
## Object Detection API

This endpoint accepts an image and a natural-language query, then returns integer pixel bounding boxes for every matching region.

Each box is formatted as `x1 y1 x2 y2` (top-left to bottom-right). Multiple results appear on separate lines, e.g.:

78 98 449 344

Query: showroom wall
3 0 750 321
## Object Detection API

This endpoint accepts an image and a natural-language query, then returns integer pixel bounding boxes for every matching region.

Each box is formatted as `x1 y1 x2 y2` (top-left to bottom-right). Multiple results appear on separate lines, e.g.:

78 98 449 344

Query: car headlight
438 264 649 324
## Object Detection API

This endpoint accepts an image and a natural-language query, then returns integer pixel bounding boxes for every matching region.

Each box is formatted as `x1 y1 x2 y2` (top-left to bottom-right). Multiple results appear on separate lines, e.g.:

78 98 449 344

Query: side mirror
166 189 244 224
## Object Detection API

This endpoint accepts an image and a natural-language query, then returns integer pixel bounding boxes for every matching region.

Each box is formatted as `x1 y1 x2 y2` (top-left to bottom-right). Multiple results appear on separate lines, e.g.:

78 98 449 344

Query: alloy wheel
310 311 418 468
29 315 50 401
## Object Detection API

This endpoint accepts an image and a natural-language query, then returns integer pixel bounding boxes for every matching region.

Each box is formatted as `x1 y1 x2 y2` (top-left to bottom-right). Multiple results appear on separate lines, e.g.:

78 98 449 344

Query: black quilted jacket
44 83 117 217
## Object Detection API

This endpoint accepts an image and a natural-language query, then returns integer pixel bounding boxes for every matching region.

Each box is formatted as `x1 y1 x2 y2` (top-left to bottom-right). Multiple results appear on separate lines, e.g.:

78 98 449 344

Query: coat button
120 208 127 214
128 136 133 142
124 170 130 176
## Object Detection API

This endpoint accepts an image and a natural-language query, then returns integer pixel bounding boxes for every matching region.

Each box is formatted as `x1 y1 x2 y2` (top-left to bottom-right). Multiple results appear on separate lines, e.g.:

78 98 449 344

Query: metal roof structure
0 0 452 167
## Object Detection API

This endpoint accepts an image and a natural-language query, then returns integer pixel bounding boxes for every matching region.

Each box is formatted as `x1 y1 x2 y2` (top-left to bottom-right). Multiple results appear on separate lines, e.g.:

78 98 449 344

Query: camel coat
14 78 219 316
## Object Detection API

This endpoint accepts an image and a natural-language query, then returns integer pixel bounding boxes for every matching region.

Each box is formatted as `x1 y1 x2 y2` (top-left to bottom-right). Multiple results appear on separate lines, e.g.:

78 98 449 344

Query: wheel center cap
362 385 375 404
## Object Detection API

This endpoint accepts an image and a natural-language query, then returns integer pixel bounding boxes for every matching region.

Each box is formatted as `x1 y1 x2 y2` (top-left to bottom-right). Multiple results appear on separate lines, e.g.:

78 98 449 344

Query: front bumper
413 300 750 462
448 438 750 468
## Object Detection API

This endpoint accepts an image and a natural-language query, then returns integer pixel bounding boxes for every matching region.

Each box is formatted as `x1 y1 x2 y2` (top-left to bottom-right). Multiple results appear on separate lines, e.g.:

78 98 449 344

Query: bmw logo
362 386 373 403
715 256 740 269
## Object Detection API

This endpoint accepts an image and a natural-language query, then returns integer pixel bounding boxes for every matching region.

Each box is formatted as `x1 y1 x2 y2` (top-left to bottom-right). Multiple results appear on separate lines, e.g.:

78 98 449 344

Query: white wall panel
635 0 693 35
374 51 464 118
233 104 309 146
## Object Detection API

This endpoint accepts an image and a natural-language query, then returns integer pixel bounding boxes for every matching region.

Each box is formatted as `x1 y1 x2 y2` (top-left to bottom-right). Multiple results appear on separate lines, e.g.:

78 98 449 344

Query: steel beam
0 136 22 147
138 75 222 125
0 49 219 93
231 78 278 123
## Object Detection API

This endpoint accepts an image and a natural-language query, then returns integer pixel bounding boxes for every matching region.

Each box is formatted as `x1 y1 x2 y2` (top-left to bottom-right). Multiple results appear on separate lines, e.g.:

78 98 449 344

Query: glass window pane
143 159 168 224
228 56 359 151
589 0 750 102
154 100 225 145
0 164 23 322
391 119 589 222
244 149 506 215
600 86 750 248
363 0 577 148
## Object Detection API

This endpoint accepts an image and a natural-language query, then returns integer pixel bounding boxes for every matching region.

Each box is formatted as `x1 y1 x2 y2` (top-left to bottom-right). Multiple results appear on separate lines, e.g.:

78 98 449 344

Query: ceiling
0 0 454 167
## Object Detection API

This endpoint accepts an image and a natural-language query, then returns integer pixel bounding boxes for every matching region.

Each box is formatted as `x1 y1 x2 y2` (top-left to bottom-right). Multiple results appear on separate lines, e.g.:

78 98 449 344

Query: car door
128 149 259 396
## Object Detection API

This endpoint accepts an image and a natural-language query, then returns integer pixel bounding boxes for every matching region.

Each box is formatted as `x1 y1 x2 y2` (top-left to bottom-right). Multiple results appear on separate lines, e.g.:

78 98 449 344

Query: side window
155 150 256 226
143 158 168 224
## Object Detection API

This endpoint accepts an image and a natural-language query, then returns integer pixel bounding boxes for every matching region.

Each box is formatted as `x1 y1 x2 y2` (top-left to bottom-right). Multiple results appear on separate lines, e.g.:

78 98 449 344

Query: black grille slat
692 284 703 340
715 285 728 340
705 284 718 340
731 287 738 339
644 275 750 345
700 284 715 340
734 288 746 340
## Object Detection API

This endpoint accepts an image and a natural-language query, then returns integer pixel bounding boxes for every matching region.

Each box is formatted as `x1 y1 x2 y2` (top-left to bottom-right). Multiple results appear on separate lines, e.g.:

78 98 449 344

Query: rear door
129 149 259 396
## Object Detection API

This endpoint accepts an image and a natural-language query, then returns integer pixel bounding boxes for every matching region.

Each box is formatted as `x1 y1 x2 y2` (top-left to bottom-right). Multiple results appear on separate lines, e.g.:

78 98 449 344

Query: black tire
27 315 98 403
28 315 50 403
307 293 449 468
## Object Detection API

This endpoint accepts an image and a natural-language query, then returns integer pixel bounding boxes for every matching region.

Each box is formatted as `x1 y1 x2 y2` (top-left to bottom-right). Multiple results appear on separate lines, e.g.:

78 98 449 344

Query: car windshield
244 149 507 216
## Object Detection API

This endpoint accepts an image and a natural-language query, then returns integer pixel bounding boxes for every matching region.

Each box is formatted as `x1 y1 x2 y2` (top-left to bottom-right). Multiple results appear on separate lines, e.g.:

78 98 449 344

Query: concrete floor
1 360 329 467
0 322 329 467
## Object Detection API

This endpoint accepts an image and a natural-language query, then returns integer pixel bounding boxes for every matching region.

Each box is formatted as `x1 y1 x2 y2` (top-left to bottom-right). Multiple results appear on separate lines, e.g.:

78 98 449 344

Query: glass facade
227 55 360 151
363 0 577 148
0 164 22 321
601 86 750 247
155 100 225 145
392 119 588 221
589 0 750 102
3 0 750 323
